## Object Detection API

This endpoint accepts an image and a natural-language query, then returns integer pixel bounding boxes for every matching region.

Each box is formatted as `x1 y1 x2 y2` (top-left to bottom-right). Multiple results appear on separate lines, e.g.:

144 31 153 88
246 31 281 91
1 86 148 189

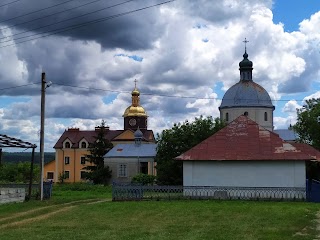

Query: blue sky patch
115 53 143 62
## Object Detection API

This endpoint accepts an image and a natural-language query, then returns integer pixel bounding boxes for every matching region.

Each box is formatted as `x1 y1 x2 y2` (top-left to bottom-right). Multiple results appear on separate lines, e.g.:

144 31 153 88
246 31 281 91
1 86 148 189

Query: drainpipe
74 148 76 182
61 148 65 183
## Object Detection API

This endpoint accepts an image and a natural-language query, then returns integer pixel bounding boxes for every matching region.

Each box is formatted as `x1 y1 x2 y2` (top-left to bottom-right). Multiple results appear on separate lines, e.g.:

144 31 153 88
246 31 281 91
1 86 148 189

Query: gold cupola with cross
123 80 148 130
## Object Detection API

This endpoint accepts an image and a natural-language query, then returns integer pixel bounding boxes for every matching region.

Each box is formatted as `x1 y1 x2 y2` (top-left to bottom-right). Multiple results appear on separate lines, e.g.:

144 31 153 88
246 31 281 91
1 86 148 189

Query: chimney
68 128 80 132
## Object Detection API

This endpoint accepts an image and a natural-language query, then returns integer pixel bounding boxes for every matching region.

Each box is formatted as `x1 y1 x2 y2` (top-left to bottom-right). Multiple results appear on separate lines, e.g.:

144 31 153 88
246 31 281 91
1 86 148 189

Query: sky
0 0 319 152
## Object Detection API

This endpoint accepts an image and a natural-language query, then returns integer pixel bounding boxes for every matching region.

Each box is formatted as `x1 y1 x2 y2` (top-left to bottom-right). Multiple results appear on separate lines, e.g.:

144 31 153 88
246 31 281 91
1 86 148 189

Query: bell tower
123 80 148 131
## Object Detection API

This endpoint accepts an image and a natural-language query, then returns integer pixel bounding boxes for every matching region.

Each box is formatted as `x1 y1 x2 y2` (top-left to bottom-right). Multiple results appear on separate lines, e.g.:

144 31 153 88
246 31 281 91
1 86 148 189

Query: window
225 112 229 122
140 162 148 174
244 111 248 116
47 172 54 180
80 171 87 179
264 112 268 121
64 171 70 179
118 164 128 177
65 142 71 148
64 156 70 165
81 142 87 148
80 156 86 165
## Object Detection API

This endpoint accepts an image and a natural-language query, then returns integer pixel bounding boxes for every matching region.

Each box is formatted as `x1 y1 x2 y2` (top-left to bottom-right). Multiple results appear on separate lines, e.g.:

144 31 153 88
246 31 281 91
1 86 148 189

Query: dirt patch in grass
0 205 76 229
0 198 101 223
0 198 109 229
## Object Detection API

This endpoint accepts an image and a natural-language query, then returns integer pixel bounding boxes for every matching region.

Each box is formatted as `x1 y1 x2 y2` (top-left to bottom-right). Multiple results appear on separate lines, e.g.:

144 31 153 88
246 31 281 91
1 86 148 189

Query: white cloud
0 1 318 150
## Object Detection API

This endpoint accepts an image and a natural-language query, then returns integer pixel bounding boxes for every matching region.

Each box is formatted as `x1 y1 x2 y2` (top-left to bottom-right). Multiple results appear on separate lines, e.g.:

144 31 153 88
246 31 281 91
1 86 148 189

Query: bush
131 173 156 185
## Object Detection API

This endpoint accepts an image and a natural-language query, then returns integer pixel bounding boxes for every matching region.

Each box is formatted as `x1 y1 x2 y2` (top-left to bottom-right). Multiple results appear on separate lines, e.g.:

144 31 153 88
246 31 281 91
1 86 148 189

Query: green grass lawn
0 184 319 240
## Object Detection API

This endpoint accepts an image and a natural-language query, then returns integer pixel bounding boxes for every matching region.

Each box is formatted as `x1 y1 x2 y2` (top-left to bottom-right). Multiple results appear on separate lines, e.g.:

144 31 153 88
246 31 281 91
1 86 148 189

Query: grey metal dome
219 80 274 109
134 127 143 139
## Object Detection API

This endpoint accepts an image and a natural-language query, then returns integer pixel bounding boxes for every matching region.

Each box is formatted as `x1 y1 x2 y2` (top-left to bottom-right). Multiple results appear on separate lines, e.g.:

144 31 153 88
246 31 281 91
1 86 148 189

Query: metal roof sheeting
176 115 316 161
274 129 297 141
219 81 274 109
104 143 157 158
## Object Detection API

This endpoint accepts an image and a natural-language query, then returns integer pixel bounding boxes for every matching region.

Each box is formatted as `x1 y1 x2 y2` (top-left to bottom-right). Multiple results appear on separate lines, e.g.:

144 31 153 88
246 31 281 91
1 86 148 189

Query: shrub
131 173 156 185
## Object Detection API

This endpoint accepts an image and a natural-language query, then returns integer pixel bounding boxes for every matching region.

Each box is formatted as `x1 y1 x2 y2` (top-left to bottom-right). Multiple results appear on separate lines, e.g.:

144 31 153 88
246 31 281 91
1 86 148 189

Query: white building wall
220 107 274 131
183 161 305 188
104 157 155 182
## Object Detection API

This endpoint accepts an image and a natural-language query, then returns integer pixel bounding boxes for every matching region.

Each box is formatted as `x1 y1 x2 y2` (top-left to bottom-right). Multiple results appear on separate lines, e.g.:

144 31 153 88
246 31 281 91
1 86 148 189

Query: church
44 84 156 183
176 45 320 199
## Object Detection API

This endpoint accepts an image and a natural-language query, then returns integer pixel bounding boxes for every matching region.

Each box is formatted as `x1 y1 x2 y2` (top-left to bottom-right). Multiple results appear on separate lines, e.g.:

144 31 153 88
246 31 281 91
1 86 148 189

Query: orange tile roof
176 115 315 161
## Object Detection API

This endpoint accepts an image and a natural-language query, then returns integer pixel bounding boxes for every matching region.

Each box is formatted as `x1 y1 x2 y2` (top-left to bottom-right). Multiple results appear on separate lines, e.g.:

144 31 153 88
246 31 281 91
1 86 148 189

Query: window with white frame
47 172 54 180
80 156 86 165
118 164 128 177
64 171 70 179
64 156 70 165
81 141 87 148
80 171 87 179
64 141 71 148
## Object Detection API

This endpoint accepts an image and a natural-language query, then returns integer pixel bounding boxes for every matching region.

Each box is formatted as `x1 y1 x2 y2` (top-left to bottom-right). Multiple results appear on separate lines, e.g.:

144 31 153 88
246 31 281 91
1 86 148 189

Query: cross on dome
243 38 249 53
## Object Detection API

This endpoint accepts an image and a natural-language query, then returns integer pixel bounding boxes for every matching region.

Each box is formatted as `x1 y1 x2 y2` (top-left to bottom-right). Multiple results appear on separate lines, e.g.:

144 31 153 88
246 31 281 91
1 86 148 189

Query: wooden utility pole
40 72 46 200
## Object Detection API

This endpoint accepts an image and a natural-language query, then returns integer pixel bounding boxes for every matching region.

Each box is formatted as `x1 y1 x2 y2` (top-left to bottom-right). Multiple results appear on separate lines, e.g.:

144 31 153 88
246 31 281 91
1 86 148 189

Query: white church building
176 47 320 200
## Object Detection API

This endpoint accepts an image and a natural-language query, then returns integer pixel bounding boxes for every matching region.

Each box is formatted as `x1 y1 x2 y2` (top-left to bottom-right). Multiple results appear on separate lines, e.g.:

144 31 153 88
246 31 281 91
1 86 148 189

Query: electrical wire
0 81 312 102
52 82 308 102
0 83 37 91
0 0 104 32
0 0 175 48
0 0 22 8
0 0 135 42
0 0 76 24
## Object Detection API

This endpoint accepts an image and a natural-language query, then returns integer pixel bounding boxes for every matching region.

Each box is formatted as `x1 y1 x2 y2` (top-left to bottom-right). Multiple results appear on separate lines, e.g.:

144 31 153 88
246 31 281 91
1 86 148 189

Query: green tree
155 116 226 185
0 162 40 183
84 120 113 185
293 98 320 149
293 98 320 180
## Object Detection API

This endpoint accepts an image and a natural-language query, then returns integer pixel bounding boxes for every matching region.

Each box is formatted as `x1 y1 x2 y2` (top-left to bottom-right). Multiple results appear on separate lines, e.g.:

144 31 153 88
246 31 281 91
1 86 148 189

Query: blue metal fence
112 182 306 202
306 179 320 202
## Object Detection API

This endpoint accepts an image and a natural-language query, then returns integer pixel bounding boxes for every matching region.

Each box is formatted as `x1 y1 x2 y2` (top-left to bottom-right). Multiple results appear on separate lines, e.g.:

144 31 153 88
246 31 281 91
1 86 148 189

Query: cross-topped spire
243 38 249 53
134 79 138 89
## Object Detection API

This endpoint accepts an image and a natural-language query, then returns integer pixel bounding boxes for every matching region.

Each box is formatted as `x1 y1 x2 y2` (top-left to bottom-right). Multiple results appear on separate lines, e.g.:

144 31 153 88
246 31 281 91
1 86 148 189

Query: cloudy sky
0 0 319 152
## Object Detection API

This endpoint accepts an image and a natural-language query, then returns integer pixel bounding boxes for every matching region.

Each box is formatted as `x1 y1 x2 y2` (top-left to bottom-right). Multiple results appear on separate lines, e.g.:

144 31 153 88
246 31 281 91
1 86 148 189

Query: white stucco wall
220 107 274 131
183 161 306 188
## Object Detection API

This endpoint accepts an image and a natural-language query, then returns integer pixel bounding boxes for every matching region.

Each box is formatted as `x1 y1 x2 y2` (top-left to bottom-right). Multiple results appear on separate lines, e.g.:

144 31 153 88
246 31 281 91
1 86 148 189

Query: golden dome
123 105 147 117
123 80 147 117
132 88 140 96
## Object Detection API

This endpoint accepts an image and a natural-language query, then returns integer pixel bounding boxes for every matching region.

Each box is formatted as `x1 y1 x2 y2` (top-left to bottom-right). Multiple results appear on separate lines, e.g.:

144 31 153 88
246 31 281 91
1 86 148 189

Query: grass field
0 184 319 240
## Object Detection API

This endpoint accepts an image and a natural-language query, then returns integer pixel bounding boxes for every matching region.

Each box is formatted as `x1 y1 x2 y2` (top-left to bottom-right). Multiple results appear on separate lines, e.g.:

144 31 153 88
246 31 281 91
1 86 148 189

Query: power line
0 81 313 103
0 0 76 24
52 82 308 102
0 0 175 48
0 0 135 42
0 0 104 32
0 0 22 8
0 83 37 91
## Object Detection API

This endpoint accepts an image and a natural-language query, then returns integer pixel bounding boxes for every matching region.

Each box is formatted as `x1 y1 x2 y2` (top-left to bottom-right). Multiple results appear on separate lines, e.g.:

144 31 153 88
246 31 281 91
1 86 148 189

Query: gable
113 130 135 140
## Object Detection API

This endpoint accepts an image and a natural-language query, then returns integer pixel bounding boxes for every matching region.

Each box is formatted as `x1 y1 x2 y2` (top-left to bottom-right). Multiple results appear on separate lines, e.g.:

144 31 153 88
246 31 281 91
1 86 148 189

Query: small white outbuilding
176 116 319 199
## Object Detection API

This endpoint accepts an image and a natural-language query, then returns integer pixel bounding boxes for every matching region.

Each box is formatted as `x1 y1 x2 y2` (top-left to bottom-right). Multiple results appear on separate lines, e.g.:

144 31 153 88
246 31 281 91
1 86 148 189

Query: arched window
65 142 71 148
264 112 268 121
244 111 248 116
81 142 87 148
225 112 229 122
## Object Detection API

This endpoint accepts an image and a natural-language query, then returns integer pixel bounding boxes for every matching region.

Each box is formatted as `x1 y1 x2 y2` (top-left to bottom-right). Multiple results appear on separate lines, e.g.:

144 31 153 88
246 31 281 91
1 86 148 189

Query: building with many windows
45 84 155 183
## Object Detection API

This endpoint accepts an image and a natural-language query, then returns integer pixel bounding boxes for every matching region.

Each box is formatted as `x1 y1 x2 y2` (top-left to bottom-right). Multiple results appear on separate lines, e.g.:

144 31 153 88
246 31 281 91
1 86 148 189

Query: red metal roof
176 115 315 161
291 143 320 161
53 129 154 149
